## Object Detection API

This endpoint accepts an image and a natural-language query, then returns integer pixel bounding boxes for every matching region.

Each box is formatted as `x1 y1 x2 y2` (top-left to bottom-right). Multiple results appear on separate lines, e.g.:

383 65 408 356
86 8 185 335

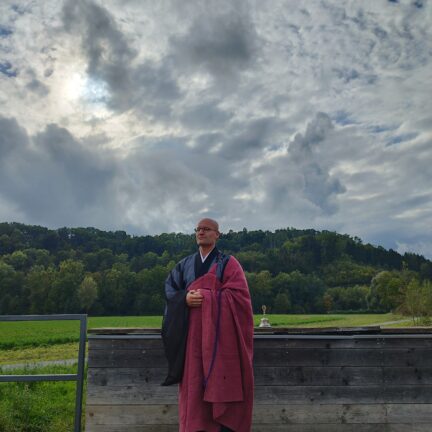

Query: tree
98 264 137 315
368 271 404 312
398 279 432 325
325 285 369 311
273 292 291 313
246 270 273 313
78 275 98 312
0 261 25 313
397 279 423 324
3 251 28 271
50 259 85 313
26 265 55 314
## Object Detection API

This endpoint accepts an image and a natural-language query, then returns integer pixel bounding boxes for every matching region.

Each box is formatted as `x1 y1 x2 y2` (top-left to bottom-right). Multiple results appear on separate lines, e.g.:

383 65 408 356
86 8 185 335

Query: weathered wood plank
89 366 381 387
386 403 432 423
88 349 167 368
86 404 178 425
86 403 432 425
86 425 177 432
91 366 376 387
254 385 432 404
255 337 432 349
88 347 432 368
86 425 432 432
88 367 167 386
87 366 432 387
89 339 163 350
254 426 432 432
254 348 432 367
254 366 383 386
90 403 366 425
86 384 178 404
89 336 432 351
86 384 432 405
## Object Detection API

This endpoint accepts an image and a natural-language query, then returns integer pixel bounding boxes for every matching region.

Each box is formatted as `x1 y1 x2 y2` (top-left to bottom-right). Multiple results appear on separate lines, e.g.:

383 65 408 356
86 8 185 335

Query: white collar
200 247 215 263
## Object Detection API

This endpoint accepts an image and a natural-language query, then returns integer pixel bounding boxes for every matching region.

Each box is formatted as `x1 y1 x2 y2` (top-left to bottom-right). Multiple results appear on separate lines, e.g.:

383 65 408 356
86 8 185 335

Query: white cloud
0 0 431 259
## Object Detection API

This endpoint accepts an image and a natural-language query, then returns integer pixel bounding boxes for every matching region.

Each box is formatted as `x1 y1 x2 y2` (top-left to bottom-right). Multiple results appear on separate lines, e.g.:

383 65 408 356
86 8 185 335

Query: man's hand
186 289 203 308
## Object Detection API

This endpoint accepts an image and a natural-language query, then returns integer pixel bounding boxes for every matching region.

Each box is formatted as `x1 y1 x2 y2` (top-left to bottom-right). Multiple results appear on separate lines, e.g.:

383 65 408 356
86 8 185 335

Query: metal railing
0 314 87 432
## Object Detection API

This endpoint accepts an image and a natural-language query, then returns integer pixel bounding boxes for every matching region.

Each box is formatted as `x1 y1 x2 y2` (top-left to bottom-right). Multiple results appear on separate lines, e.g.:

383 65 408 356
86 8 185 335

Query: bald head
197 218 219 232
195 218 220 251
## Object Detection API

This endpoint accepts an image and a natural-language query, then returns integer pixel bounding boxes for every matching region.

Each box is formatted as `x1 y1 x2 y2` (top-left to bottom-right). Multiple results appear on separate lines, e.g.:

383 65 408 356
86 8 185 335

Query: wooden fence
85 327 432 431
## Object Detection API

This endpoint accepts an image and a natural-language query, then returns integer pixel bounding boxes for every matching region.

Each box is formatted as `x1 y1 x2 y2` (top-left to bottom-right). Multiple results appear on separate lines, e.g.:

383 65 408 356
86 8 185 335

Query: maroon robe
179 256 254 432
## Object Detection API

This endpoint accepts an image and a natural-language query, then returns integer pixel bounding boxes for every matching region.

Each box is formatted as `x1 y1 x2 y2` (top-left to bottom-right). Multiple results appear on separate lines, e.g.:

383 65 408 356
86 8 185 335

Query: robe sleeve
161 262 189 385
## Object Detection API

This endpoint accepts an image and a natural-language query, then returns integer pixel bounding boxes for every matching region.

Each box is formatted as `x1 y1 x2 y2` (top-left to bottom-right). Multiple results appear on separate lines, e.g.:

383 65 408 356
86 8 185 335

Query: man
162 218 254 432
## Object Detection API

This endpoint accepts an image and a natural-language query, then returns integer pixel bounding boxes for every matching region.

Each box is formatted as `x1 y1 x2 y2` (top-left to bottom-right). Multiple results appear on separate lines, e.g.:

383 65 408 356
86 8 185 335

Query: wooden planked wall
85 328 432 431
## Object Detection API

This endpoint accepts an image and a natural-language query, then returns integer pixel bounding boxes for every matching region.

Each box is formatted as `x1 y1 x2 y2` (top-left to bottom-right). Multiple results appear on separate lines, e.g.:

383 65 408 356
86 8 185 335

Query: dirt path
0 358 85 371
366 318 413 326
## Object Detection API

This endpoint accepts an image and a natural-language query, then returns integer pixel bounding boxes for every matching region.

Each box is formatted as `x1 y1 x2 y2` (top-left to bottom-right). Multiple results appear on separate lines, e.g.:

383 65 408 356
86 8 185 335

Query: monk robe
162 248 254 432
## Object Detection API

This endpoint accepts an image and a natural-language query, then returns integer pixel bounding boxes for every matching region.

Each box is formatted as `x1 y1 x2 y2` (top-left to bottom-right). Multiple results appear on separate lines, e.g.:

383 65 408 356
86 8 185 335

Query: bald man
162 219 254 432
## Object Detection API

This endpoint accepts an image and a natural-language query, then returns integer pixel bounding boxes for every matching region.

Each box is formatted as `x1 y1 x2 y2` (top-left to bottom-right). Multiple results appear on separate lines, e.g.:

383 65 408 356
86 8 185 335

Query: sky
0 0 431 258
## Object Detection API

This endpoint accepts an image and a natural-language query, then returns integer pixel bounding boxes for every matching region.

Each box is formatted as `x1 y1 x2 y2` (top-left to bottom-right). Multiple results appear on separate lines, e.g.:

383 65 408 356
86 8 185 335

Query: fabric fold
179 257 254 432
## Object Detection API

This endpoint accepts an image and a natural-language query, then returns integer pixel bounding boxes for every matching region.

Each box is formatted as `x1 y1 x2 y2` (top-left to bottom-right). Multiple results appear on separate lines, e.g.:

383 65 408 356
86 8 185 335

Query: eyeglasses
194 227 216 233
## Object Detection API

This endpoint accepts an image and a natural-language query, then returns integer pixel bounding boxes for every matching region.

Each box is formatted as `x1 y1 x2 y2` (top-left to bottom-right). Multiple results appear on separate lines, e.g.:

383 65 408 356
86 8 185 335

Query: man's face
195 218 220 248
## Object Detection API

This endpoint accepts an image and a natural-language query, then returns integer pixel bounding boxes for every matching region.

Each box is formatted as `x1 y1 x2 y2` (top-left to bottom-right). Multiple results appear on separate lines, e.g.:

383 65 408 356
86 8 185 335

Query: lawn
0 365 82 432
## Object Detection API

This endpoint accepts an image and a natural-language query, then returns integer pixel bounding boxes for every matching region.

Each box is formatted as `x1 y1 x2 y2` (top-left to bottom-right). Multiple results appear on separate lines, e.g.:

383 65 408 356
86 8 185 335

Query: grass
259 312 408 328
0 365 83 432
0 343 82 366
0 316 164 350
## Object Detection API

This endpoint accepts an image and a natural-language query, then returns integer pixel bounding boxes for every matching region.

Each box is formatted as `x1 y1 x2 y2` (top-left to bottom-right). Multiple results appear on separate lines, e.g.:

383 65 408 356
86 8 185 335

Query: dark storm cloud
179 102 232 130
0 116 28 156
61 0 181 118
289 112 334 162
0 115 115 226
258 113 345 215
218 117 276 160
170 7 258 85
62 0 136 70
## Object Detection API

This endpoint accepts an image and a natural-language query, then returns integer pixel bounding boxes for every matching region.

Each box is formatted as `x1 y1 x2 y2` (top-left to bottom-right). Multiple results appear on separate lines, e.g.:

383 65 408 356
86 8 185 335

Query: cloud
0 0 431 259
0 116 28 156
169 5 258 87
179 102 232 130
0 115 116 227
242 113 346 218
218 117 276 160
61 0 181 119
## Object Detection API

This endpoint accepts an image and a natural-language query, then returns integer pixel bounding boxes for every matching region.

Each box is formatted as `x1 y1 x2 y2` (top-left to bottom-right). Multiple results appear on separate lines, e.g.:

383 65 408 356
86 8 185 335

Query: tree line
1 222 431 319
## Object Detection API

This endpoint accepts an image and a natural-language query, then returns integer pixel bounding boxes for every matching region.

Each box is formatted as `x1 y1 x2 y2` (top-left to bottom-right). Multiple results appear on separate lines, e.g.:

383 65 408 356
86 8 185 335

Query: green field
0 365 82 432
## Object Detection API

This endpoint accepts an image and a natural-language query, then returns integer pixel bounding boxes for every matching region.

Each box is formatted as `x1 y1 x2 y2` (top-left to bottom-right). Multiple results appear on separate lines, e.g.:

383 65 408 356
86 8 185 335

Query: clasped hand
186 289 203 308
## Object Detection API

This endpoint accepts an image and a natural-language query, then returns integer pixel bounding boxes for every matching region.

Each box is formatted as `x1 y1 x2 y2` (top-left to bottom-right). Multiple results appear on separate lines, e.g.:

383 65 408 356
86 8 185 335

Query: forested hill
1 222 431 316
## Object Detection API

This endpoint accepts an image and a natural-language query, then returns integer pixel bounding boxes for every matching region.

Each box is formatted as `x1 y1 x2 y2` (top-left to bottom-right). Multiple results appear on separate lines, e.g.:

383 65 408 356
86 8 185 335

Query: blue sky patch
386 132 418 146
0 27 13 37
0 61 17 77
333 111 356 126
